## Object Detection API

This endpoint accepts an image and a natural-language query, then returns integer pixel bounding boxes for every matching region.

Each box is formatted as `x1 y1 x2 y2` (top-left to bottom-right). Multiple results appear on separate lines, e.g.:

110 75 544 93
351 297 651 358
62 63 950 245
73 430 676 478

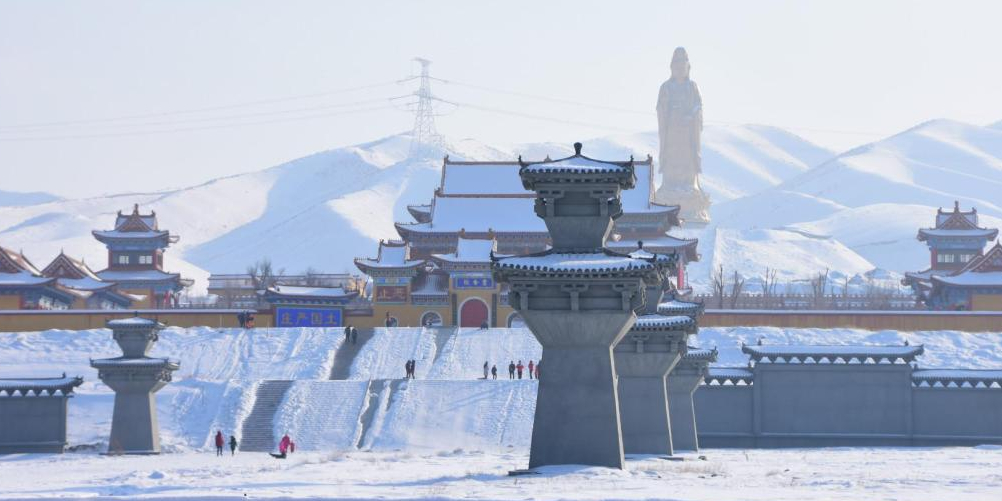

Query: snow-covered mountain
0 125 831 294
711 119 1002 276
5 119 1001 294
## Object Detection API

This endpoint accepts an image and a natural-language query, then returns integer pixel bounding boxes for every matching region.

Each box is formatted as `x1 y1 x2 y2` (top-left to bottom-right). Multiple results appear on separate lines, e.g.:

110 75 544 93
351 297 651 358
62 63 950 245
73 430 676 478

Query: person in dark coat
229 435 238 456
214 430 224 456
483 361 489 379
516 360 525 379
351 326 359 344
508 361 516 379
344 325 352 344
404 360 411 379
385 313 394 328
491 364 498 380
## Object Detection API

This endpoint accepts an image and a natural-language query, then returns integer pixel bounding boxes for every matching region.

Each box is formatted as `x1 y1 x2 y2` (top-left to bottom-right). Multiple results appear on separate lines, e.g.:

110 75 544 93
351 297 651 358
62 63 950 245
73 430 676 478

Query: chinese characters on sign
275 307 342 327
375 285 409 303
453 276 495 289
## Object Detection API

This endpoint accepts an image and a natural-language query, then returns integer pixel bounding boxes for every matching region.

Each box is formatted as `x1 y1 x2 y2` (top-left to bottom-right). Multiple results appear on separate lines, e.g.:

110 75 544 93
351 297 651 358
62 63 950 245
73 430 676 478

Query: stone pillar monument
493 143 674 469
667 347 716 451
614 282 699 455
91 316 179 454
655 47 711 226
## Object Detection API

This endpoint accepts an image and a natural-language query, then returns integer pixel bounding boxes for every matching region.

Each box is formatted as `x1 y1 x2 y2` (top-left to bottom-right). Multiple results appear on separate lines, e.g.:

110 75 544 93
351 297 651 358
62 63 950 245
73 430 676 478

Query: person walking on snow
229 435 238 456
214 430 224 456
528 360 535 380
483 361 489 379
508 361 516 379
270 433 294 459
491 364 498 379
344 325 352 344
404 360 411 379
516 360 525 379
351 326 359 344
535 361 540 379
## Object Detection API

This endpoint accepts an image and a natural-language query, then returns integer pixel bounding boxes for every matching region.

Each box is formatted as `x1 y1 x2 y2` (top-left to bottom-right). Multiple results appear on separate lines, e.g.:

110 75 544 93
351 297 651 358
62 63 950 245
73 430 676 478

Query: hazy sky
2 0 1001 197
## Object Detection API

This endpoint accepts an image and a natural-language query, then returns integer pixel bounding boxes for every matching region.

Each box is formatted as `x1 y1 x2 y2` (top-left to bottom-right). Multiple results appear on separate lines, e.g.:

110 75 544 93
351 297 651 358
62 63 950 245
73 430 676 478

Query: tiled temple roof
742 344 924 363
0 375 83 397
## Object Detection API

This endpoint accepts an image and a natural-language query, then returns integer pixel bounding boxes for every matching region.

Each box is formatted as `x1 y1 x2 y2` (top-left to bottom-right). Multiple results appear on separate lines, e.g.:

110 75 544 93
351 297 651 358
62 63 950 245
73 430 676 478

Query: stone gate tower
91 316 179 454
493 143 674 469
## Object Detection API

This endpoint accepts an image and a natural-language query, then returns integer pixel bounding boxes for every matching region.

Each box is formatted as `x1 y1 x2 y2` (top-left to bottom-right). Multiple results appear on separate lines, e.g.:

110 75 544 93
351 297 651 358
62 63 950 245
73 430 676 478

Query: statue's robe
656 78 703 192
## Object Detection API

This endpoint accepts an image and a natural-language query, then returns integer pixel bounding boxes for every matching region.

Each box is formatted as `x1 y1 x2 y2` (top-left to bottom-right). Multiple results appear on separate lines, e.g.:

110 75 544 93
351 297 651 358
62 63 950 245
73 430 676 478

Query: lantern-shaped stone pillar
668 347 716 452
614 313 694 455
91 316 179 454
493 143 674 469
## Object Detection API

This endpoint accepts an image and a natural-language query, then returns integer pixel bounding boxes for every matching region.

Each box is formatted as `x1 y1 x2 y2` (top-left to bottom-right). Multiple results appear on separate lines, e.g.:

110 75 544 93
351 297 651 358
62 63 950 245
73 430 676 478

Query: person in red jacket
516 360 525 379
214 430 224 456
527 360 535 380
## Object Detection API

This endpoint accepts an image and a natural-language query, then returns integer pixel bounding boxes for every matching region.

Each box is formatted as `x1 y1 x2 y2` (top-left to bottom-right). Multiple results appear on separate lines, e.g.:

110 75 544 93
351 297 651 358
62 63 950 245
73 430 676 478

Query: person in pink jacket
270 433 295 459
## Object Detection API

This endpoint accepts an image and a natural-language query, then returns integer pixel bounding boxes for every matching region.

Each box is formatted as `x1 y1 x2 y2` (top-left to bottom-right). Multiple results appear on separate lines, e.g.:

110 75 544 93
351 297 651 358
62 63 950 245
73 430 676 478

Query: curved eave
407 204 433 224
930 275 1002 288
91 230 171 246
353 257 425 275
917 228 998 241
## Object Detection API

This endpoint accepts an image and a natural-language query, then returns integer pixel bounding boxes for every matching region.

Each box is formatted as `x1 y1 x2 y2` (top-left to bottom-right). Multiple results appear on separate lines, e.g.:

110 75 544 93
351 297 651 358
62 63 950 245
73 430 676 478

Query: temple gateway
354 154 698 328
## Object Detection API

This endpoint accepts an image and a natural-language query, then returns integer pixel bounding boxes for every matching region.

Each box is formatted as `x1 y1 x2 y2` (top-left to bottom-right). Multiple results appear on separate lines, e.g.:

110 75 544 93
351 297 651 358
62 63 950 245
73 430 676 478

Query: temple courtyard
1 446 1001 500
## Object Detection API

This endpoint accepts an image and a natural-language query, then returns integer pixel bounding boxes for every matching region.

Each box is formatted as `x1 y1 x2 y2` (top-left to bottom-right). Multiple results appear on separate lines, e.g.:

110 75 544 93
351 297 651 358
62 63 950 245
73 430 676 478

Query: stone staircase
239 380 294 452
329 328 375 380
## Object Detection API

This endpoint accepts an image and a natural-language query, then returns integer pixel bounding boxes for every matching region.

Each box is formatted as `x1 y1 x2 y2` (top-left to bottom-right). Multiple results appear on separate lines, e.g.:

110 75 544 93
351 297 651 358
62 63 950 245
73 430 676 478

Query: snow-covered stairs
329 328 375 380
239 380 294 452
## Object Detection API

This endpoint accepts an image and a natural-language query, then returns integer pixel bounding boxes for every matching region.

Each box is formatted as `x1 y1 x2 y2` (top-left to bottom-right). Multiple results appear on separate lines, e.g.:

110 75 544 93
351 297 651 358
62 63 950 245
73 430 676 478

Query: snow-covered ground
1 447 1001 500
2 325 1001 499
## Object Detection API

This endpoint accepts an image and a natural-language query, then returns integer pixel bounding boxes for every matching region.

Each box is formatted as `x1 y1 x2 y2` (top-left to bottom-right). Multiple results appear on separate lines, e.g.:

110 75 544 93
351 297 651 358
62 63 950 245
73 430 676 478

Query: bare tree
302 266 321 286
247 258 284 291
728 271 746 309
759 267 778 307
809 268 830 309
709 264 725 306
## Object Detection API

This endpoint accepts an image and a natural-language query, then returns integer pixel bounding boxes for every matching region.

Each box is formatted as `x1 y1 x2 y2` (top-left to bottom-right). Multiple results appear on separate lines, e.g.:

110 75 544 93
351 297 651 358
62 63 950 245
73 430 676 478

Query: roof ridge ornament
573 142 583 156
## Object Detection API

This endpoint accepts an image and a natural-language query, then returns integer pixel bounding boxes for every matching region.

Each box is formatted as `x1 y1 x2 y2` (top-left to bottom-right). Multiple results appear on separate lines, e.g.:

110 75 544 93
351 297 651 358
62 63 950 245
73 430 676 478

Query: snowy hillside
0 189 61 207
0 125 829 293
710 119 1002 275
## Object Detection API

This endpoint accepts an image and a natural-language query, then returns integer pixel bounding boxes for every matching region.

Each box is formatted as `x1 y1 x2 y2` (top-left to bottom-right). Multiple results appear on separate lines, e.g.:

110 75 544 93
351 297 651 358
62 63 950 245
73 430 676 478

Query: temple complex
354 154 698 328
904 202 1002 310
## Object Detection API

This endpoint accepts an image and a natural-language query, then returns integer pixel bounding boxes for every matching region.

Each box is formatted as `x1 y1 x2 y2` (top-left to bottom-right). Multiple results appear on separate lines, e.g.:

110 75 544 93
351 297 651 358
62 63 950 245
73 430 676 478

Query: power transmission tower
408 58 445 159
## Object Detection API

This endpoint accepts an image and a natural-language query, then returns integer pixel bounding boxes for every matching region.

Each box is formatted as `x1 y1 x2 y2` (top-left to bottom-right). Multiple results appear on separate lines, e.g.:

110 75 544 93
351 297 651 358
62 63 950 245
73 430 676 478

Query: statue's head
670 47 690 80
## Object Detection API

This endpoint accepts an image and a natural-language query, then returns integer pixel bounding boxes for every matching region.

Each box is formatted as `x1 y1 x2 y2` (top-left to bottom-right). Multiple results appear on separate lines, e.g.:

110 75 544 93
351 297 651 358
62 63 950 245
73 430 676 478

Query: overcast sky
2 0 1001 197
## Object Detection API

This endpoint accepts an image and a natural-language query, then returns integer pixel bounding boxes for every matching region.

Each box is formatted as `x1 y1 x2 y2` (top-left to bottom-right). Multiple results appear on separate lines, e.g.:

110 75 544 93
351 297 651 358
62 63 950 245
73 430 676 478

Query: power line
450 100 638 134
0 105 396 142
0 80 402 130
435 76 891 138
0 97 407 135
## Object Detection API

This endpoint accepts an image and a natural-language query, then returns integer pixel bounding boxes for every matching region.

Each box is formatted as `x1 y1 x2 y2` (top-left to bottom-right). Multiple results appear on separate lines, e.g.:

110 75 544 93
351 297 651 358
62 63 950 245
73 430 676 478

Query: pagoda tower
91 316 179 454
493 143 674 469
92 204 190 308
